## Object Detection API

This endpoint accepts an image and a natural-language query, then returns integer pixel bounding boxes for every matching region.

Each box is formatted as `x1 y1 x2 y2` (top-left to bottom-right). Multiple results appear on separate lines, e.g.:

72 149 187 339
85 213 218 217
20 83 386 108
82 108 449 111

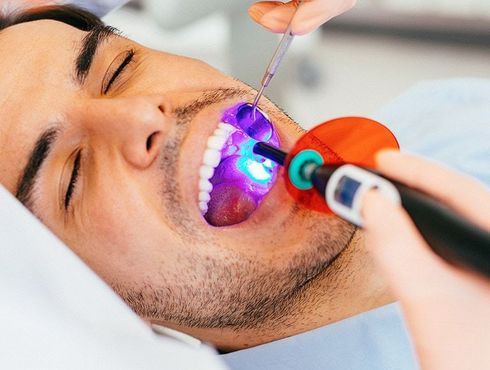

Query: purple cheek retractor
221 102 275 143
203 102 280 220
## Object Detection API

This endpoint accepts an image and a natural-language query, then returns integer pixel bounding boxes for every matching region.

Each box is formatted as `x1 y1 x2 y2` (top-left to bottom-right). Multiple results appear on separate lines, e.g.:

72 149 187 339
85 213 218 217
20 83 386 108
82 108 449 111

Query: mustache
173 88 252 126
158 88 252 237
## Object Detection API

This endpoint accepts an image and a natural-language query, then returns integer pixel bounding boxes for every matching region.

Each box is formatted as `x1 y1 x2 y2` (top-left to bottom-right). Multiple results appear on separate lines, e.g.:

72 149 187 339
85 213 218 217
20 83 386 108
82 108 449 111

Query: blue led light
234 138 277 184
263 159 273 169
237 158 273 184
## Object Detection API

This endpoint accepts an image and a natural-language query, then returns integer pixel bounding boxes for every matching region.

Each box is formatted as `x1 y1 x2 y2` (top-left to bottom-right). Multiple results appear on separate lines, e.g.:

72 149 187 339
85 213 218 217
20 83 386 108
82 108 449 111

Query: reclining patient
0 5 413 369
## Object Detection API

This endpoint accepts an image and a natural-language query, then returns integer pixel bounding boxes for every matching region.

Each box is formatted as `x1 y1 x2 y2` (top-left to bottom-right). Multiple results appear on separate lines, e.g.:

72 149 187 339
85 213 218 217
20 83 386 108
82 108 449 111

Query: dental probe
253 141 490 280
251 0 304 112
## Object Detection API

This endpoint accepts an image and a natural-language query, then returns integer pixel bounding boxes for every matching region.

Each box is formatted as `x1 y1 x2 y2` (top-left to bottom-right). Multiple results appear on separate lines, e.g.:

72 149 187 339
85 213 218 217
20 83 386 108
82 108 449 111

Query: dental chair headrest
0 185 226 370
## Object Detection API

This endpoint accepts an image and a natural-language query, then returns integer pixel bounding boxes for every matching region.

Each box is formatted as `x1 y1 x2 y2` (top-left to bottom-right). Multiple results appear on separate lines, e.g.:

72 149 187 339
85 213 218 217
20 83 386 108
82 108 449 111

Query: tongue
205 183 257 227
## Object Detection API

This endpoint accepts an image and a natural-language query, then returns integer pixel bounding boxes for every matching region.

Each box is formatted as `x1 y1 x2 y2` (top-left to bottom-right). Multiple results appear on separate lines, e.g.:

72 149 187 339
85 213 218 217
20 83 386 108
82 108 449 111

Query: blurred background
104 0 490 129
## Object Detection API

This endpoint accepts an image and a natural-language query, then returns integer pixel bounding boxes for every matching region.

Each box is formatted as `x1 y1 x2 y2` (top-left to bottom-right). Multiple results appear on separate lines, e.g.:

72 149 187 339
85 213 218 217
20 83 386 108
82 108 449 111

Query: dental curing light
253 117 490 280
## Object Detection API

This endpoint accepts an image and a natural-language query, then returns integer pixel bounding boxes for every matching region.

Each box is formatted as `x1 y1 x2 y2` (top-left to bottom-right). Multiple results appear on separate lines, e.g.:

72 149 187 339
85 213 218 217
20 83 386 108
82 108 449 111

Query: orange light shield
284 117 399 214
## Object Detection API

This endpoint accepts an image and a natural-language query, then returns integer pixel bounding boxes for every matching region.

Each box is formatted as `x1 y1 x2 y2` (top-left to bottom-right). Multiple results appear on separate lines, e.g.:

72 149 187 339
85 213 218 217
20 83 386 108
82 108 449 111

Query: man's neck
166 231 395 352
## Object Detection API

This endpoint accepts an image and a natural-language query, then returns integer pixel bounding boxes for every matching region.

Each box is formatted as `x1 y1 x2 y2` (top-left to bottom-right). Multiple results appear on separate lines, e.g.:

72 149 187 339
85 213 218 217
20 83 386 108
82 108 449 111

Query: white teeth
214 128 229 137
207 136 227 149
203 149 221 168
199 202 208 214
199 178 213 192
218 122 234 131
199 191 211 202
199 165 214 180
197 122 236 215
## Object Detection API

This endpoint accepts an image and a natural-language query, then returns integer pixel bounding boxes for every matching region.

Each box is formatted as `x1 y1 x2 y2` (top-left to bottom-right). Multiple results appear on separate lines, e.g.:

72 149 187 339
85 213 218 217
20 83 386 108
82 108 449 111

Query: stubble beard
113 211 356 331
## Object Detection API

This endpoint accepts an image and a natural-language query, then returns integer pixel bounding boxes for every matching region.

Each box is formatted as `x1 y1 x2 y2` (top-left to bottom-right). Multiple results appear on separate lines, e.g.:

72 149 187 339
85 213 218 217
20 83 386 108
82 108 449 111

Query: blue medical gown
222 304 419 370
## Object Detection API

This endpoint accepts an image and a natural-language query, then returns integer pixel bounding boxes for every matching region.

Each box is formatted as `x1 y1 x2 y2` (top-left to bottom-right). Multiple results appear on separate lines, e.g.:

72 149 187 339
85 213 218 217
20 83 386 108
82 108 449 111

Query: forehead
0 19 81 85
0 20 83 191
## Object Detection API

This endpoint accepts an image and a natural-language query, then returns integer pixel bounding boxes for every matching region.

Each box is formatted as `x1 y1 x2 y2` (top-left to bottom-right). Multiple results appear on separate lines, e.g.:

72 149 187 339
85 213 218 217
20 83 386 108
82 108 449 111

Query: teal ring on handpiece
288 149 324 190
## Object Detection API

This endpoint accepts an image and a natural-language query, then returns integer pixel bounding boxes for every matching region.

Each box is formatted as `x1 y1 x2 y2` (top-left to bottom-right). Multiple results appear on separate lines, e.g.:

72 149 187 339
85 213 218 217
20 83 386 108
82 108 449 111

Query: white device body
325 164 401 227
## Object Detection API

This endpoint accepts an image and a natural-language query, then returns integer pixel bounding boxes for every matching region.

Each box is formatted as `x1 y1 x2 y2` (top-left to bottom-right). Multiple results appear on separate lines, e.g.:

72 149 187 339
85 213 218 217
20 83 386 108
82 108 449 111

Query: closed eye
64 150 82 209
103 49 135 94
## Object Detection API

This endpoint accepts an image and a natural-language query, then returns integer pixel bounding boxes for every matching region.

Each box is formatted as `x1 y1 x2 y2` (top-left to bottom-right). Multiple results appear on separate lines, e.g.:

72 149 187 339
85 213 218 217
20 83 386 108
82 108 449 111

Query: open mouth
198 103 280 227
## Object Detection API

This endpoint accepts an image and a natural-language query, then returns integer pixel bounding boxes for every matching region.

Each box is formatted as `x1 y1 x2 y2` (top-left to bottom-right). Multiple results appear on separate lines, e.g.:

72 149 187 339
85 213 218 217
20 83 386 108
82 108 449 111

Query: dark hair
0 4 103 32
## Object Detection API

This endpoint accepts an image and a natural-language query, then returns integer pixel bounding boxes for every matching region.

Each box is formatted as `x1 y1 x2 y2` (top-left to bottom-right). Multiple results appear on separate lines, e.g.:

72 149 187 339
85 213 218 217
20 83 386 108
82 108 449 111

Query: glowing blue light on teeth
213 102 280 197
263 159 273 169
234 138 276 184
241 159 272 182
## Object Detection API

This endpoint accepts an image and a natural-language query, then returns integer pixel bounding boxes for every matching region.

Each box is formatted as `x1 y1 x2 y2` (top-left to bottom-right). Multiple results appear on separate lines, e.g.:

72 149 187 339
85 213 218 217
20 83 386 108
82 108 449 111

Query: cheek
72 187 178 282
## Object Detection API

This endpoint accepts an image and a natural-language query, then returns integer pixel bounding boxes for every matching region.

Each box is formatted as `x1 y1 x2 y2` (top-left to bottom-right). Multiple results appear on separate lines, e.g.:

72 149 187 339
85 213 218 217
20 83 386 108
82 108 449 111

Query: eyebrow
16 127 59 210
14 26 121 211
75 25 120 85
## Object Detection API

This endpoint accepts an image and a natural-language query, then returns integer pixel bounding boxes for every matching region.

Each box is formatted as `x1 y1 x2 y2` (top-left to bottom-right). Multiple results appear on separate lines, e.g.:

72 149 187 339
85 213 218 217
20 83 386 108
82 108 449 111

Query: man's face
0 20 355 331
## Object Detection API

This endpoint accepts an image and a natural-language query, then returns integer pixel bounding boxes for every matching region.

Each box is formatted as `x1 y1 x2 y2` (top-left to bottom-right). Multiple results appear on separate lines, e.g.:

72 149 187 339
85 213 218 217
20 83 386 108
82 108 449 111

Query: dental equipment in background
251 117 490 280
251 0 304 112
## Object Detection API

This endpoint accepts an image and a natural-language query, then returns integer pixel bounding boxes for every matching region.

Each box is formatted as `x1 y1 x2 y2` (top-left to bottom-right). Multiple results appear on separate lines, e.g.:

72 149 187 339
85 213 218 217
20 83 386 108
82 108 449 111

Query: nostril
146 132 159 152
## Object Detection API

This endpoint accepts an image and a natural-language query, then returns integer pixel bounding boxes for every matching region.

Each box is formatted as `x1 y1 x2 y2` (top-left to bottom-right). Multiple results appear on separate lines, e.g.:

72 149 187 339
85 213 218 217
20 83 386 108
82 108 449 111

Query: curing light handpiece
253 141 490 280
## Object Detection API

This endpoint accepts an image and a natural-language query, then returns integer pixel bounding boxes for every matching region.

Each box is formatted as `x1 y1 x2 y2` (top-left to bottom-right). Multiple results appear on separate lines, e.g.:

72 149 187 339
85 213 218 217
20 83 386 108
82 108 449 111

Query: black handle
310 164 490 279
392 181 490 278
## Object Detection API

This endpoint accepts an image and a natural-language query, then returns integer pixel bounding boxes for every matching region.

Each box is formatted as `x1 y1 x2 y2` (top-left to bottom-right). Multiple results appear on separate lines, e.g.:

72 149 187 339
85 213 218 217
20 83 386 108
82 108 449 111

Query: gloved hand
248 0 356 35
363 150 490 370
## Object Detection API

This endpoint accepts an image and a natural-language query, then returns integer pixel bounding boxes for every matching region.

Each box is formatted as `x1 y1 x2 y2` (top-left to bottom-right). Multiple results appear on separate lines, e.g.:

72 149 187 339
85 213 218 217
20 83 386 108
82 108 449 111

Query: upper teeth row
198 122 236 214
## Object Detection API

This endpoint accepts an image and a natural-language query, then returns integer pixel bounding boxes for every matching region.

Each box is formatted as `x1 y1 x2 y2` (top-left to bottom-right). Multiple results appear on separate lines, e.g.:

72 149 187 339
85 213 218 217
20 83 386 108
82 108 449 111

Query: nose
84 96 172 169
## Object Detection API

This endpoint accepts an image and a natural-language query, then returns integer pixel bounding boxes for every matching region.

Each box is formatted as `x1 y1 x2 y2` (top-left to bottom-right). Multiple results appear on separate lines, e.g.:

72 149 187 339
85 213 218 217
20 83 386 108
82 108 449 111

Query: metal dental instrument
251 0 304 112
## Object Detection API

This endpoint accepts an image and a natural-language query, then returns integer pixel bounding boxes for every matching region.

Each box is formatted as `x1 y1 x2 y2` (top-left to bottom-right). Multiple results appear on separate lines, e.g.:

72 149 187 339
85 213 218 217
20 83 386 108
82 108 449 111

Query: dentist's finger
363 188 490 370
375 150 490 230
362 150 490 296
249 0 356 35
248 1 283 25
363 150 490 370
291 0 356 35
362 189 448 297
249 1 295 33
